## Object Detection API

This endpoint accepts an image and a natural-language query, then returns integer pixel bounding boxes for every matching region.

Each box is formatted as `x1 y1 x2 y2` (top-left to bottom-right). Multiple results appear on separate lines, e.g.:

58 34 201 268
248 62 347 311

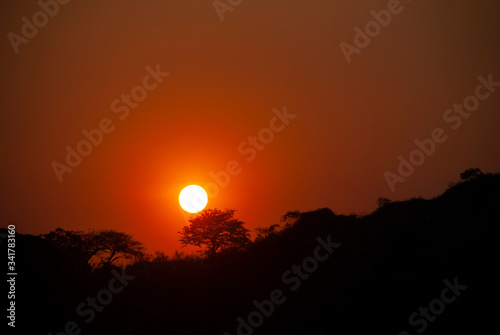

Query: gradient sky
1 0 499 255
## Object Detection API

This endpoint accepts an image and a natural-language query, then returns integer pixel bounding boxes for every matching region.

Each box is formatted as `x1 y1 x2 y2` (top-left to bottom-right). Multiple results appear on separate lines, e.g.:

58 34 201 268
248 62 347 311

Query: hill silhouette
3 172 498 334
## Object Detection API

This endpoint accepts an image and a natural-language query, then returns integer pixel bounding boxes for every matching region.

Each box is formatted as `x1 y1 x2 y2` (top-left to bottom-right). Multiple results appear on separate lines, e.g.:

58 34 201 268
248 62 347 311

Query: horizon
2 169 494 259
3 170 498 334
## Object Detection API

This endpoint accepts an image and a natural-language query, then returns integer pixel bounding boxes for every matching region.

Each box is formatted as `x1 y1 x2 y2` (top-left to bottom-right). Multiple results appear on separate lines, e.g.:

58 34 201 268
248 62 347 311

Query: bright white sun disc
179 185 208 213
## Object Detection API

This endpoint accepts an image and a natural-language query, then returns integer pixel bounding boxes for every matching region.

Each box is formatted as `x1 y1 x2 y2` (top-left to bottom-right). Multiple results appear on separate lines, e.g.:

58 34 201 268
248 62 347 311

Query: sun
179 185 208 213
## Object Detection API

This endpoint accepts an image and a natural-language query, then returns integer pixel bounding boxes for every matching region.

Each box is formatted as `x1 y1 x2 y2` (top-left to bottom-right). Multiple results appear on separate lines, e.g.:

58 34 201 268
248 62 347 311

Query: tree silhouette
42 228 103 268
376 197 392 208
43 228 145 268
460 168 483 181
152 251 169 263
255 224 281 242
280 210 301 228
178 208 251 257
96 230 145 266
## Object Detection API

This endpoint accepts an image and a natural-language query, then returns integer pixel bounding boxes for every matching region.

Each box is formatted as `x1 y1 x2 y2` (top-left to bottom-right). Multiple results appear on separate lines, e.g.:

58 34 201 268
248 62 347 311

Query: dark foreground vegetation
3 170 498 334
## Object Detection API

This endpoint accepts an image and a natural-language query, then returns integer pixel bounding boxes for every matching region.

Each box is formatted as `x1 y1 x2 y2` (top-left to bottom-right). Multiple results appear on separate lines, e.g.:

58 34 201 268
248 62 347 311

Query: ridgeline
4 172 498 334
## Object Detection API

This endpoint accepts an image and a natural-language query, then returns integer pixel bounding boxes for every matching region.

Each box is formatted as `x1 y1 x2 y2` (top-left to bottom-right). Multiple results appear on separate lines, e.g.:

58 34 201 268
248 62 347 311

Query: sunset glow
1 1 499 333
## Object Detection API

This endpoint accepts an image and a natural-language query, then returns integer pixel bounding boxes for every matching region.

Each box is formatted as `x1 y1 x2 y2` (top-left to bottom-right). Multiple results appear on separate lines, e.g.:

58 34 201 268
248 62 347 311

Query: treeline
33 168 494 271
39 228 145 270
4 168 498 334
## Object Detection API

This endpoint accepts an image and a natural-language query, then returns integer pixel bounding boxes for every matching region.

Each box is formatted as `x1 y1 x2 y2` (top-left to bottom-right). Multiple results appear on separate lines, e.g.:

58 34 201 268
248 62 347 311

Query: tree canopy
460 168 484 181
42 228 145 268
42 228 103 268
178 208 251 257
96 230 145 266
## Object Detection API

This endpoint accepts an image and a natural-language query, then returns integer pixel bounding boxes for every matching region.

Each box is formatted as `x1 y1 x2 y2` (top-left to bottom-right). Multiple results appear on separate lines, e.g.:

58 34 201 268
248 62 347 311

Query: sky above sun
1 0 500 255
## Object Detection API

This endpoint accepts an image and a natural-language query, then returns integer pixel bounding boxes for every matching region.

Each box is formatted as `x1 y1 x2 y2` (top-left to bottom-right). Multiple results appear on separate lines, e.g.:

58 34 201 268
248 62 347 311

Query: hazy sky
1 0 499 255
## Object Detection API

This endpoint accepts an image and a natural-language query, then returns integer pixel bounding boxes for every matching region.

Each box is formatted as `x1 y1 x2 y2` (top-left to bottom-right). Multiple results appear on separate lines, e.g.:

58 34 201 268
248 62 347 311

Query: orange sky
1 0 499 255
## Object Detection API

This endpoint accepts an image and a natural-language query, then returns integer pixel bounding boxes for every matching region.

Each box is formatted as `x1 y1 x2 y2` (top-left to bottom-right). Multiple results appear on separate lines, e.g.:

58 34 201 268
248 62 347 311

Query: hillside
4 173 498 334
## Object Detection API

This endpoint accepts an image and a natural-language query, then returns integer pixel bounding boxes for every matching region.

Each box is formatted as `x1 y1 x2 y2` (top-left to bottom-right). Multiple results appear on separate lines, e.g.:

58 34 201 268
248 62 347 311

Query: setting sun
179 185 208 213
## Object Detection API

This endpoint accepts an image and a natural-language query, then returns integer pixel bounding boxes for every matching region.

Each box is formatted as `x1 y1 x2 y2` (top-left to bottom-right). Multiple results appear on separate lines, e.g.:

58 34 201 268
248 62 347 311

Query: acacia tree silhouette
42 228 145 268
178 208 251 257
97 230 145 266
42 228 104 267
